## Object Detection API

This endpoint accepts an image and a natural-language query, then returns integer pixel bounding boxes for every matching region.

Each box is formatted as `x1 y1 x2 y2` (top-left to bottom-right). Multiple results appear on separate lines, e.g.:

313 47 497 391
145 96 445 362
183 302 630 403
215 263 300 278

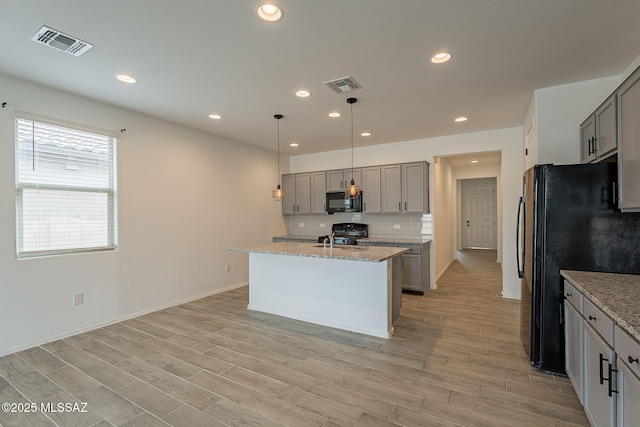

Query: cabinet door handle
589 315 597 321
593 137 598 155
566 293 572 298
398 202 402 211
588 138 593 155
629 355 639 364
404 202 407 211
608 363 618 397
599 353 607 385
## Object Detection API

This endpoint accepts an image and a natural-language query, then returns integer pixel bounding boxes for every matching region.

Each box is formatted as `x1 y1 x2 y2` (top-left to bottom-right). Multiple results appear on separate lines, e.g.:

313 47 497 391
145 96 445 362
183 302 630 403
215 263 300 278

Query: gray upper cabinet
281 173 311 215
580 114 597 163
595 94 617 159
382 162 429 214
362 166 381 213
295 173 311 215
284 161 428 215
310 172 326 214
326 169 344 192
617 67 640 212
381 165 402 213
580 94 616 164
282 174 296 215
402 162 428 213
326 168 361 192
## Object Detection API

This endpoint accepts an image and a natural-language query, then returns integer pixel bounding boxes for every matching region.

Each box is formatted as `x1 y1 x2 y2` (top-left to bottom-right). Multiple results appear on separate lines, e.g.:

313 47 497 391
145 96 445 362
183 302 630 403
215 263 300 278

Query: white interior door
463 179 496 249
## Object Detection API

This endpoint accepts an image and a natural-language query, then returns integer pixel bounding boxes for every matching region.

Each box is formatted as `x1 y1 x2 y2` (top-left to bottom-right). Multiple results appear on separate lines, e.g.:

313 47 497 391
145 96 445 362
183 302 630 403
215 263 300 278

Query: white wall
533 75 621 165
0 74 286 355
433 157 455 282
290 127 523 299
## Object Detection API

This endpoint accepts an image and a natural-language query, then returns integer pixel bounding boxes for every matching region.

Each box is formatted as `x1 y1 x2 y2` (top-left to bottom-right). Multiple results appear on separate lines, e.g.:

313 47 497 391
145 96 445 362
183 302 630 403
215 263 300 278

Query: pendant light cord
350 101 354 180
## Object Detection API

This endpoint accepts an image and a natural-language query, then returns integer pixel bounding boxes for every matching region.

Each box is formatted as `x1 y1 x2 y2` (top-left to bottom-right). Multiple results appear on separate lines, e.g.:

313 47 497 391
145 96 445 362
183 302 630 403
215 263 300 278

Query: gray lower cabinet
563 277 640 427
564 288 584 404
615 326 640 427
584 321 616 427
363 241 430 294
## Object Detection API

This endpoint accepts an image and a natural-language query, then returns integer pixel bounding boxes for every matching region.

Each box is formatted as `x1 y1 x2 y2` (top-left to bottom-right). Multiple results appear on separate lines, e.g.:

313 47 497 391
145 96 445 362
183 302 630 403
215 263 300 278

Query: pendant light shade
346 97 361 199
272 114 285 201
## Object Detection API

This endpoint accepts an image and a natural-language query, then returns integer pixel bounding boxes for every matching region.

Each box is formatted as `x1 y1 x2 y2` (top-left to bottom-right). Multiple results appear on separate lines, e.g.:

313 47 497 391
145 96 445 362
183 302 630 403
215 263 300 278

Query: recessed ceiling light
115 74 137 84
360 132 371 137
289 143 299 147
296 90 311 98
431 52 452 64
471 160 479 164
454 116 468 122
328 112 341 118
257 3 283 22
208 114 222 120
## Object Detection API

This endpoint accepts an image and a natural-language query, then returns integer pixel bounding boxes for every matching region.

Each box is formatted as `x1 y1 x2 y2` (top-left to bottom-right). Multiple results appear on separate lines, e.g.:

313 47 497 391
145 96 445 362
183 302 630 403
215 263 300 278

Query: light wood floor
0 249 589 426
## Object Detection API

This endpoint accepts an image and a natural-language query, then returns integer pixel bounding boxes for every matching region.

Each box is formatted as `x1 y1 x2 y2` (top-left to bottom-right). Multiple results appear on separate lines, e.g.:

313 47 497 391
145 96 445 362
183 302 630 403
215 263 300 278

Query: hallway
0 250 589 426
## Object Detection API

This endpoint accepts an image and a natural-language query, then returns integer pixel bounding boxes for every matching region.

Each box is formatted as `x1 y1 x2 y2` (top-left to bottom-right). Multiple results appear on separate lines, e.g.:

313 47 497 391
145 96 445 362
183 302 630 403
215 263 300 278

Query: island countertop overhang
229 241 409 262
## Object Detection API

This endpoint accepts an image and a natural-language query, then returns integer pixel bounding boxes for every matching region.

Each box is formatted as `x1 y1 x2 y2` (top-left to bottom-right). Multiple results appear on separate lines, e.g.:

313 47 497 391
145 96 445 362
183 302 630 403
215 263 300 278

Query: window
15 115 117 257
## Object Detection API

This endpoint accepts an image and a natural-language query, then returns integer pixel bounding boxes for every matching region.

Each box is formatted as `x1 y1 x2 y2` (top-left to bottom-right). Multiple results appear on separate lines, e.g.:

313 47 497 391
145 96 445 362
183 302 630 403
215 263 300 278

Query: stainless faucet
323 233 335 249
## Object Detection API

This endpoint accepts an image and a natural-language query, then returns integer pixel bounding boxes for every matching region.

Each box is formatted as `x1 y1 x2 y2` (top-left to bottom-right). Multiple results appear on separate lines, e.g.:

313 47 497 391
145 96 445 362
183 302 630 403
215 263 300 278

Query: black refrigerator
517 162 640 375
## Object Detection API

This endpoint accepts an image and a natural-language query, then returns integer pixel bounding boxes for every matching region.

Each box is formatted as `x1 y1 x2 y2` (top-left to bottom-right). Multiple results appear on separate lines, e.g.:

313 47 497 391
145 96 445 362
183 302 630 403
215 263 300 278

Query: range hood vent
31 26 93 57
323 76 362 94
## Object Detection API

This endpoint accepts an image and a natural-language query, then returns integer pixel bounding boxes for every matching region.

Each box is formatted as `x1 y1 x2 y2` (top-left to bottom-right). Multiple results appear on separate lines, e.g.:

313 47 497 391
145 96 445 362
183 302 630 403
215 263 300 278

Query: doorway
461 178 497 249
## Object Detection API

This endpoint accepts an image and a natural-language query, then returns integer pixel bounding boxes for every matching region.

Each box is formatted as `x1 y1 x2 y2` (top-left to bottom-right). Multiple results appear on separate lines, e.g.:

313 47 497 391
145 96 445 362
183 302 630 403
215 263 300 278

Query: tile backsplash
286 213 432 238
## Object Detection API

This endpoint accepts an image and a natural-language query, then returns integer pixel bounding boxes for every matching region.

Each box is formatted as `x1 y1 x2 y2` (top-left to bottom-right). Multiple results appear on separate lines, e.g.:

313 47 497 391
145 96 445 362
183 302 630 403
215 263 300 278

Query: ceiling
2 1 640 156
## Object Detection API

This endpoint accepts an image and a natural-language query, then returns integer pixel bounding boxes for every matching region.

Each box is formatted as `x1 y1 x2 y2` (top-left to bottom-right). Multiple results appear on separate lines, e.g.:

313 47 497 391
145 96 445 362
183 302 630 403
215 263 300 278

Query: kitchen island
229 242 408 338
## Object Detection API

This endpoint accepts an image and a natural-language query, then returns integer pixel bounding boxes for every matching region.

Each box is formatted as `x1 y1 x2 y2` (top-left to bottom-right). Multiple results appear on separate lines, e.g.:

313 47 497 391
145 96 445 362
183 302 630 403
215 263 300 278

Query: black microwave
326 191 363 214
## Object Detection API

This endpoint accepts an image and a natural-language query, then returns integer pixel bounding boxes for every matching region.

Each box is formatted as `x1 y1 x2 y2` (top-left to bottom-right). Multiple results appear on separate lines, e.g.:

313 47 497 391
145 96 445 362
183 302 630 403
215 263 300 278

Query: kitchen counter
272 235 432 245
561 270 640 342
230 241 408 262
229 242 406 338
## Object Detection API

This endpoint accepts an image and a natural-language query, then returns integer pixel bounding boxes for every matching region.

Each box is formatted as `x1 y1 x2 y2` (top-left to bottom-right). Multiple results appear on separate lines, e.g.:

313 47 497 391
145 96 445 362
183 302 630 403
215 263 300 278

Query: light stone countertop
272 235 432 245
229 241 409 263
561 270 640 342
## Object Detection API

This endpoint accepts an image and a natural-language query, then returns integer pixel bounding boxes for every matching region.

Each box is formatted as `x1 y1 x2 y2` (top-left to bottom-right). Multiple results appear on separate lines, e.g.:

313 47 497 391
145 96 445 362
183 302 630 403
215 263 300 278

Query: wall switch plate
73 293 84 306
225 264 231 273
393 224 401 229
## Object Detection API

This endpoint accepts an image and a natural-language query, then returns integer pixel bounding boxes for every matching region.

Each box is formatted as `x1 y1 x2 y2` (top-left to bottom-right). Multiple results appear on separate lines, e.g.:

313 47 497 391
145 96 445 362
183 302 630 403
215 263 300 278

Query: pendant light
346 97 361 199
272 114 285 201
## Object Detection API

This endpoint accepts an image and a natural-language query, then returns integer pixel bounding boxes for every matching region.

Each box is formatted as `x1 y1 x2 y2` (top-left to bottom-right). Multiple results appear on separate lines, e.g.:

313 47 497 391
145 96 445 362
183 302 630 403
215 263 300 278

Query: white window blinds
15 117 118 257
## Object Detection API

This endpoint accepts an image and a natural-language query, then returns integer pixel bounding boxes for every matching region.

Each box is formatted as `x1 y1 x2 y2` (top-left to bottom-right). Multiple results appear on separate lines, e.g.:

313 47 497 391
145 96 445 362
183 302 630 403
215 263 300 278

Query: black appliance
516 162 640 375
326 191 363 214
318 222 368 245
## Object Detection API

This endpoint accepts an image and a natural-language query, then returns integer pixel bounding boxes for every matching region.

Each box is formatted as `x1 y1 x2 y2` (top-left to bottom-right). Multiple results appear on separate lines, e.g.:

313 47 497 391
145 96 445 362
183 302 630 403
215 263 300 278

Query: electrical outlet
73 293 84 306
298 223 304 227
393 224 401 229
225 264 231 273
319 223 326 228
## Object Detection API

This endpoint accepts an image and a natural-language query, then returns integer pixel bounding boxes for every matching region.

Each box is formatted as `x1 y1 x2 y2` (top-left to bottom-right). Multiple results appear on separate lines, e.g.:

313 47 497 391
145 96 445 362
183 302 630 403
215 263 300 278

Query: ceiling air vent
323 76 362 94
31 26 93 57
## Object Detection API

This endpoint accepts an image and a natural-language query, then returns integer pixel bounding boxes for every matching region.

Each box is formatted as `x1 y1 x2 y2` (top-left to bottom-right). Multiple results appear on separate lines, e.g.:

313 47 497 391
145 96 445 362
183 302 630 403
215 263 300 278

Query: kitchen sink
312 244 367 250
